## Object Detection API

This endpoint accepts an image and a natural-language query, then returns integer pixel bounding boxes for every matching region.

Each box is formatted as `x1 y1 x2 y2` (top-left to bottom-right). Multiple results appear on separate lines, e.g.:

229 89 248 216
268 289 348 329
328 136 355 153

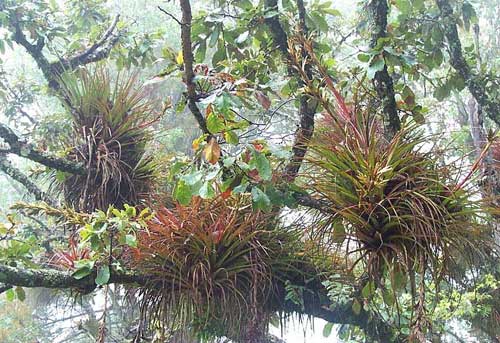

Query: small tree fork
4 2 123 90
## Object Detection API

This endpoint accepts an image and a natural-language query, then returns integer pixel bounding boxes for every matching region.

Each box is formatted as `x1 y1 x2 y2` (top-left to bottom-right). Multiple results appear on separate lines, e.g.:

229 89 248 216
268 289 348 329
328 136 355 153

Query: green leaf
432 49 443 67
199 181 215 199
251 187 271 211
124 204 136 217
207 113 225 134
235 0 253 9
224 130 239 145
195 40 207 62
251 151 272 181
382 289 396 306
362 281 376 299
352 299 361 315
367 57 385 79
310 12 329 32
322 322 334 337
73 267 92 280
174 180 192 205
394 0 411 14
233 182 248 194
125 234 137 247
431 26 444 44
433 83 450 101
212 46 226 67
6 288 15 301
357 53 371 63
74 259 95 270
95 265 110 286
449 74 466 91
324 8 341 16
15 287 25 301
265 185 284 206
182 171 204 185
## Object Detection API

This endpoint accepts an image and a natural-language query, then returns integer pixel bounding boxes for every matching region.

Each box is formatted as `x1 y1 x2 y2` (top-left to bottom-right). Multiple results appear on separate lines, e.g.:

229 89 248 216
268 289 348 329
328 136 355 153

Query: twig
158 6 183 26
179 0 211 136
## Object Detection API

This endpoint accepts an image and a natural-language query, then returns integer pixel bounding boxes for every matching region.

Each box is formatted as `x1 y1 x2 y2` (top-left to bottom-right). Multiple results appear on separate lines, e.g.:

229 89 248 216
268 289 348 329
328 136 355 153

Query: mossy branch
0 262 398 340
0 264 143 294
263 0 318 182
7 8 122 90
369 0 401 137
0 155 54 205
436 0 500 127
0 123 84 175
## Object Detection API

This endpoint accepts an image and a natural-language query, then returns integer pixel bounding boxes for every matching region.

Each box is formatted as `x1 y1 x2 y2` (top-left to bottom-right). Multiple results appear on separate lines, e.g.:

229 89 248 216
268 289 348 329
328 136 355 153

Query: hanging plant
56 68 161 212
129 195 308 341
288 33 497 340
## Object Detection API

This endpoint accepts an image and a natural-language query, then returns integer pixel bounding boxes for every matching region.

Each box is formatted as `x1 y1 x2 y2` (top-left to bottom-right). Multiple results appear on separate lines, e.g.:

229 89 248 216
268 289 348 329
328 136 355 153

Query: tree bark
0 123 84 175
0 262 398 341
179 0 210 136
436 0 500 127
6 6 122 90
0 154 54 204
0 264 142 294
264 0 318 182
369 0 401 138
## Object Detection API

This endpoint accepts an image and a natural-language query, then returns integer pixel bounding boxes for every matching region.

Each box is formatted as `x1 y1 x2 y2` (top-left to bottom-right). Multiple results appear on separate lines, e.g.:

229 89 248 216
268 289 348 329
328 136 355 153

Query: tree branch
435 0 500 127
8 11 122 90
52 15 122 79
0 123 84 175
0 264 143 295
0 154 55 205
369 0 401 137
283 290 399 342
264 0 318 182
263 0 289 55
9 11 55 88
0 262 397 340
179 0 210 136
158 6 183 26
0 284 13 294
283 0 318 182
293 192 334 213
